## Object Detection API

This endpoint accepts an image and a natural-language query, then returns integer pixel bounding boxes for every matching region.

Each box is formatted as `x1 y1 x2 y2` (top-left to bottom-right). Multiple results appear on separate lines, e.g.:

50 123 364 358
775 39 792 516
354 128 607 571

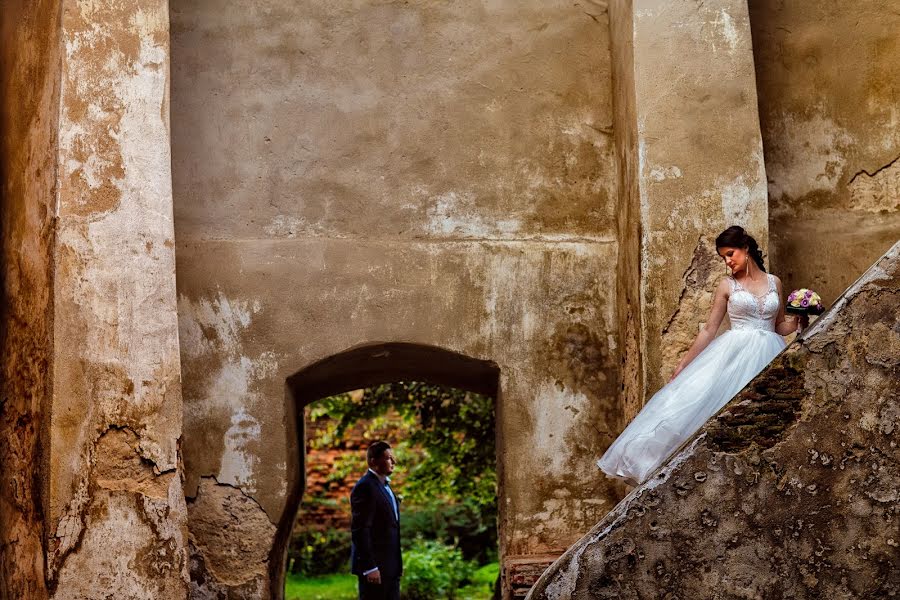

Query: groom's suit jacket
350 470 402 579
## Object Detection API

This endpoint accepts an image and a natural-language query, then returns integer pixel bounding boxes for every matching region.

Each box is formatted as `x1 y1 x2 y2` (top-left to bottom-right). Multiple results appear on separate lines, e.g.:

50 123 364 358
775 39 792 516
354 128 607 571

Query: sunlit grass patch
284 572 357 600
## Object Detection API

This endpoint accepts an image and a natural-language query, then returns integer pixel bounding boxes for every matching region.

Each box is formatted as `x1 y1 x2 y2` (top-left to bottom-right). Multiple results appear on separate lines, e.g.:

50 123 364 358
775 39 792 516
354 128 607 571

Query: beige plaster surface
750 0 900 305
528 242 900 600
175 239 622 596
170 1 622 596
626 0 769 400
3 0 898 598
47 1 189 597
171 1 617 243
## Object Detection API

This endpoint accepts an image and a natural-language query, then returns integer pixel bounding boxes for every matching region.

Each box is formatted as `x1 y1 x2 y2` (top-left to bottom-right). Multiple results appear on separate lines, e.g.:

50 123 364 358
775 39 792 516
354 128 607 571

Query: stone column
0 1 60 597
613 0 769 416
47 1 189 598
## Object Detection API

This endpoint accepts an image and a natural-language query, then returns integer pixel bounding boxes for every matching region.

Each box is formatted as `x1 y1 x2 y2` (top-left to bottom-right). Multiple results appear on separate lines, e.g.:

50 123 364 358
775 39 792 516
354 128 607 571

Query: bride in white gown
598 226 805 486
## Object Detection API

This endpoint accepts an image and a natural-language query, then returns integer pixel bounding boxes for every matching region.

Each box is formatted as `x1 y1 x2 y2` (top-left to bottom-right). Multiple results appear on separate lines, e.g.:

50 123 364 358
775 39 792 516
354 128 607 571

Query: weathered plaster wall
749 1 900 305
609 0 643 429
527 242 900 600
170 1 621 596
626 0 769 400
47 1 189 598
0 1 60 597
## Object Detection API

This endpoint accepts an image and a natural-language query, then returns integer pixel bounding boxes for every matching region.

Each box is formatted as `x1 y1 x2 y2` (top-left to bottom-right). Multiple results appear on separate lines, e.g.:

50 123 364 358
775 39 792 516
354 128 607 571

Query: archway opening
272 343 501 599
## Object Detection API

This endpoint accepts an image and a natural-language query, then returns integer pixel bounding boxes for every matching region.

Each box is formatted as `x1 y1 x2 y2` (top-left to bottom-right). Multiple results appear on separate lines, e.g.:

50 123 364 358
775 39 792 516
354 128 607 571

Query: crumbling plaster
48 0 189 597
527 241 900 600
175 240 622 597
623 0 769 401
0 1 61 597
749 0 900 306
170 1 623 596
1 0 896 598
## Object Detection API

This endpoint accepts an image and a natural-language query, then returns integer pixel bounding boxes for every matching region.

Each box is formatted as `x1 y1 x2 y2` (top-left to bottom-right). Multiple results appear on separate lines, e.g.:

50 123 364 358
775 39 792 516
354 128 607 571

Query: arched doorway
269 342 501 598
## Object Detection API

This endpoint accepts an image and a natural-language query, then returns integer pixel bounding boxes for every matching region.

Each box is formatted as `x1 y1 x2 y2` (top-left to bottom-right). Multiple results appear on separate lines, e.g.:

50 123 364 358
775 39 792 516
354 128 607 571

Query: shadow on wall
270 342 502 599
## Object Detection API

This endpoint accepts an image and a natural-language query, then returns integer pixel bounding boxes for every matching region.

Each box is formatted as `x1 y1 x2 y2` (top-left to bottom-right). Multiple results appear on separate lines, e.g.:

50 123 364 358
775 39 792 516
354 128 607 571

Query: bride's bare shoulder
715 276 733 295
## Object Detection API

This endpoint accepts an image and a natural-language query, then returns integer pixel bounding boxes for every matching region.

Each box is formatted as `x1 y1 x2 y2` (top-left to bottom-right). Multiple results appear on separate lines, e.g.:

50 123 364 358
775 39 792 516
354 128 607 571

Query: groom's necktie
383 480 399 521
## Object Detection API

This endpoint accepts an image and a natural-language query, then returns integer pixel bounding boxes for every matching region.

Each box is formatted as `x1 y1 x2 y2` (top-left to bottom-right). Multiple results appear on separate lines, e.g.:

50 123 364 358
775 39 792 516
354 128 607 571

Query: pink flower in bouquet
787 287 825 315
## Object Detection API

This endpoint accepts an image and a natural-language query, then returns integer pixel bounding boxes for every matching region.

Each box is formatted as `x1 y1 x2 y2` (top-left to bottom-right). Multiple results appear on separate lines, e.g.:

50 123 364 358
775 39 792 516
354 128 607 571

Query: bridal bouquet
786 288 825 315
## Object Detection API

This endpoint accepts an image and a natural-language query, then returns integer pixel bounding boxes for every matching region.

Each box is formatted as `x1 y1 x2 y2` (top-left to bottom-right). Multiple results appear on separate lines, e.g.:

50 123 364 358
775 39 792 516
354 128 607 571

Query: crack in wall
187 476 277 594
186 475 275 523
657 237 720 387
48 425 179 585
847 153 900 213
847 153 900 186
660 236 725 338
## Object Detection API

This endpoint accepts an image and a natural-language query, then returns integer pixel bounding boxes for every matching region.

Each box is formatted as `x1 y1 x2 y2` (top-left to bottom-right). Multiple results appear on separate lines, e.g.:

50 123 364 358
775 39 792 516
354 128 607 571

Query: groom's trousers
358 575 400 600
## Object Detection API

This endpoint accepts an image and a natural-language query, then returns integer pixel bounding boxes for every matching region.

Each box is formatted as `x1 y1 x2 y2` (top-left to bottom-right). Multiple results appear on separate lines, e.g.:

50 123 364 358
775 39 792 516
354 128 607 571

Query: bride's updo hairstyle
715 226 766 273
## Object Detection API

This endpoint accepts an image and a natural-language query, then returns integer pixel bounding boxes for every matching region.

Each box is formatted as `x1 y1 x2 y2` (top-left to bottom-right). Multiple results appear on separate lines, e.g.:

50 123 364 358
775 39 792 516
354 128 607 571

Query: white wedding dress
598 273 787 485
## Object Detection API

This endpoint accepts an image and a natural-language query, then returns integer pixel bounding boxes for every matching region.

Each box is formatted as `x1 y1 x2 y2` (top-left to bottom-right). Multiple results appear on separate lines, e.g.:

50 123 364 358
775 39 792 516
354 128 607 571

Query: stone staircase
526 242 900 599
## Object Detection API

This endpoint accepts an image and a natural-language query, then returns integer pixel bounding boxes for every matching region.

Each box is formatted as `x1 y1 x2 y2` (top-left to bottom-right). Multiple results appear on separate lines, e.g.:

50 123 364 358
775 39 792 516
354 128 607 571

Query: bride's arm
669 278 730 381
773 276 804 336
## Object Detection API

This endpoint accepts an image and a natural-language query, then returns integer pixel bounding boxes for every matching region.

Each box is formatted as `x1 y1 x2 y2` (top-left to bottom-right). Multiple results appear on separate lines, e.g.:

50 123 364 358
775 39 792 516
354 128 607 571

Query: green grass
284 562 499 600
285 573 357 600
471 562 500 585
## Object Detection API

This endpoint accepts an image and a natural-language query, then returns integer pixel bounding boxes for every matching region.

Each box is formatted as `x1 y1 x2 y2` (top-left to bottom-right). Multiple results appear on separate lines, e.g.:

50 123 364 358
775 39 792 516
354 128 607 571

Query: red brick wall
299 407 411 531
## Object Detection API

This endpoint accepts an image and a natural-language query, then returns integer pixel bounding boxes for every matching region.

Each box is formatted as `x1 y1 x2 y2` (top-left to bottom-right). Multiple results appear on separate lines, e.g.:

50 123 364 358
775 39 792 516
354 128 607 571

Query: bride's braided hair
715 226 766 273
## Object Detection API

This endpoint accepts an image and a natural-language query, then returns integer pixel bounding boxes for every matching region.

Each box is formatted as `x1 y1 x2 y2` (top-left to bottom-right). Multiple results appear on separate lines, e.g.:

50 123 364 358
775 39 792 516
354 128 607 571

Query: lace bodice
727 273 780 332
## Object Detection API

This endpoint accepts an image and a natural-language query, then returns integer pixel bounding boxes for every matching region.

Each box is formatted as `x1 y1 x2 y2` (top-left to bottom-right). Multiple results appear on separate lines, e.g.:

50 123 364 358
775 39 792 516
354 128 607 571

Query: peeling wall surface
527 242 900 600
750 0 900 305
609 0 643 429
627 0 769 399
47 1 189 598
4 1 897 598
170 1 622 596
0 1 60 598
187 478 276 599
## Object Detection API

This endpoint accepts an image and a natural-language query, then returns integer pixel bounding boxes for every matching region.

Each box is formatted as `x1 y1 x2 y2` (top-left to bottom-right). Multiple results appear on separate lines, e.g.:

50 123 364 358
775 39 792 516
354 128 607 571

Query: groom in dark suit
350 440 402 600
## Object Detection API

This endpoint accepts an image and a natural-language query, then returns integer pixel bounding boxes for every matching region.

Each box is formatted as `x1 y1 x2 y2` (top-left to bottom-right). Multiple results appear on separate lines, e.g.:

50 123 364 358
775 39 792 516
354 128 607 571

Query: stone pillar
46 1 189 598
749 0 900 307
610 0 643 427
613 0 769 416
0 1 60 598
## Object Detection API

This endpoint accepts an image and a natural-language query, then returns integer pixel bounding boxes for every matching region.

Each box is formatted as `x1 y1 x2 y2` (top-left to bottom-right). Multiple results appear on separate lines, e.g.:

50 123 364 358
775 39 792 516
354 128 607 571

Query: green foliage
402 499 497 564
311 382 497 516
469 562 500 586
283 560 500 600
400 538 471 600
298 381 499 585
287 528 350 576
324 452 367 488
457 562 500 600
284 572 357 600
